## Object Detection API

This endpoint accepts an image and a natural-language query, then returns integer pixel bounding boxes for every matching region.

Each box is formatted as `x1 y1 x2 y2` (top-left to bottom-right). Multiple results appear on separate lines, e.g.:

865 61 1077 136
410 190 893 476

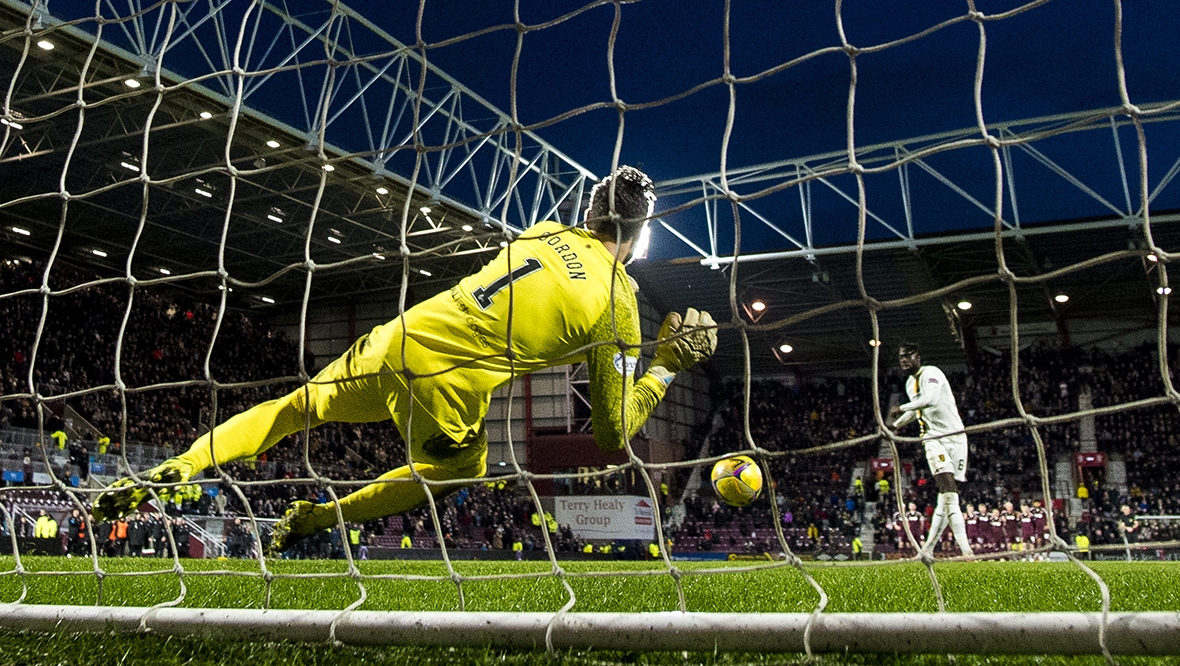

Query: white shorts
923 434 967 482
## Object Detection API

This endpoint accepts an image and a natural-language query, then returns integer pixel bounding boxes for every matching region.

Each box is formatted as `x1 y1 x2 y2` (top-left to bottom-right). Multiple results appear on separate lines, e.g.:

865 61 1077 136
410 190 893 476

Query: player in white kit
889 342 974 558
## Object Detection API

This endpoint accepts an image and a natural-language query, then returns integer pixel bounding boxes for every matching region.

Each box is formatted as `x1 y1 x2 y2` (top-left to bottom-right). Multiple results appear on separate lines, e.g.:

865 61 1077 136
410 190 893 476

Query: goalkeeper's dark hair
585 165 656 244
899 341 920 355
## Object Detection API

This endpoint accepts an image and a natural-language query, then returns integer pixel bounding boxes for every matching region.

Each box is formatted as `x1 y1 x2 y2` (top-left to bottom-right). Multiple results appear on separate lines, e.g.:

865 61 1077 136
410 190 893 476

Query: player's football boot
267 500 320 556
91 458 194 522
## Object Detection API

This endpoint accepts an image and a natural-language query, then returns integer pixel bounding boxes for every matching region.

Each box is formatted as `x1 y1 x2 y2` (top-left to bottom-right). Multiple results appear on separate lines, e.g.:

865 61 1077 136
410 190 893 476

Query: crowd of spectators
3 258 1180 561
669 378 877 556
0 259 409 520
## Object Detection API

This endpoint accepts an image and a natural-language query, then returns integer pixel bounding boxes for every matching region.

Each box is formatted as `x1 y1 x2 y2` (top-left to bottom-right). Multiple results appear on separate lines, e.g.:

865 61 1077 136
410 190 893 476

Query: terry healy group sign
554 496 655 540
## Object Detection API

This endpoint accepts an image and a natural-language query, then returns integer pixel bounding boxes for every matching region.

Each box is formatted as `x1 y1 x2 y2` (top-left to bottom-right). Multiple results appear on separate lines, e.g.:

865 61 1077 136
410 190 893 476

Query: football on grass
710 455 763 507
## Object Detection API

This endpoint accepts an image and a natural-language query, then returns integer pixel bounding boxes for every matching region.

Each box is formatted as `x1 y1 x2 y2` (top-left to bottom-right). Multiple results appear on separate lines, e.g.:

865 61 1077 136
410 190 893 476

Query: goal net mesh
1 0 1178 657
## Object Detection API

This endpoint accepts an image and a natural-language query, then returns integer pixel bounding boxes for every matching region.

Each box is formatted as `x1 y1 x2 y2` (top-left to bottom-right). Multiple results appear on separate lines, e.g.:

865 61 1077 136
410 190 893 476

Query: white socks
924 492 974 557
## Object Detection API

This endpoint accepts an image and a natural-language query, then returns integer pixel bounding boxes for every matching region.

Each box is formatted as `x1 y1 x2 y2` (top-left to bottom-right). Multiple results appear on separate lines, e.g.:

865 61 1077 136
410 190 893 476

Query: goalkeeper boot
267 500 321 556
92 458 195 522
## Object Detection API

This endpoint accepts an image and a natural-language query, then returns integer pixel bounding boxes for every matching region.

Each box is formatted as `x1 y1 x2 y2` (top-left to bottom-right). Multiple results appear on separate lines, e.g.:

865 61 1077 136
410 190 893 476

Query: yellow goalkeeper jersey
385 221 665 449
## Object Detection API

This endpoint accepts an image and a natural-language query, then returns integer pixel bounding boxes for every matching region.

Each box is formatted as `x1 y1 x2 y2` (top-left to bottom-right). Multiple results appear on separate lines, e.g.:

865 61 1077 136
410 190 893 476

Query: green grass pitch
0 557 1177 665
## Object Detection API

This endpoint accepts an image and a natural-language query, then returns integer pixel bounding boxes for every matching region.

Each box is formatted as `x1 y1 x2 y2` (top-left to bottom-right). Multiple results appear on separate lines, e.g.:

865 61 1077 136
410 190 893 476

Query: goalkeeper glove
651 308 717 377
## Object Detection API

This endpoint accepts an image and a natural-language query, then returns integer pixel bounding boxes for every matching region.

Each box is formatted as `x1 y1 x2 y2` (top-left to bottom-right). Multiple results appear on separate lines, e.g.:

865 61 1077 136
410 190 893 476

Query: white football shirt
893 365 964 437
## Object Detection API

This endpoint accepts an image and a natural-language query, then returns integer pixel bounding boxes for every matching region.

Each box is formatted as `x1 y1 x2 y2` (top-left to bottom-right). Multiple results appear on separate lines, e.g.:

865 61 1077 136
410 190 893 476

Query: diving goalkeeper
92 166 717 553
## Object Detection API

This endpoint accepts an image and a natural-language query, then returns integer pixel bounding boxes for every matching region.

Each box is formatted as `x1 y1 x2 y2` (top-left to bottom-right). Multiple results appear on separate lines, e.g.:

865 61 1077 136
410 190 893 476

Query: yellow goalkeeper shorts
296 320 487 472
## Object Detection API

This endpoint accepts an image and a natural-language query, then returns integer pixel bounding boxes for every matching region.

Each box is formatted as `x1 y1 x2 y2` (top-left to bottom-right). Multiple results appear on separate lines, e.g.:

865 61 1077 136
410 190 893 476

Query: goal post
0 605 1177 656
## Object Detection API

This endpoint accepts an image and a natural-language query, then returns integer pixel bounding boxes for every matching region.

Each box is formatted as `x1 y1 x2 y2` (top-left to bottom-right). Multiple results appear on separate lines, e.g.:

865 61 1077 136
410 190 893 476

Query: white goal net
1 0 1180 658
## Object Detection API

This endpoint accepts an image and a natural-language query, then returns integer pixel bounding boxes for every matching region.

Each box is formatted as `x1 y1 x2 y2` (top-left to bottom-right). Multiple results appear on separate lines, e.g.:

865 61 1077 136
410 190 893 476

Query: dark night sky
329 1 1180 257
339 0 1175 174
53 0 1180 257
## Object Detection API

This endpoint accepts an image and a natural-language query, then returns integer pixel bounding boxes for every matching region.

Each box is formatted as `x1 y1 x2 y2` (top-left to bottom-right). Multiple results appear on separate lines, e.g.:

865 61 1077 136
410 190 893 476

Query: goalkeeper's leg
270 436 487 554
93 330 395 521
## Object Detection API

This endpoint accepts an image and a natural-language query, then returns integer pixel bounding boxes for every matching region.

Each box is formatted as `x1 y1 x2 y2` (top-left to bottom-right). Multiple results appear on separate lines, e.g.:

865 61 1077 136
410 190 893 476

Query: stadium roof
3 0 1180 379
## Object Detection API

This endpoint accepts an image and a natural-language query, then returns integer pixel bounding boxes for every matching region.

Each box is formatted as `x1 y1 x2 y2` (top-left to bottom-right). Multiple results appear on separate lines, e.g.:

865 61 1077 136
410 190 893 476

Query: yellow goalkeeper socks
174 394 317 473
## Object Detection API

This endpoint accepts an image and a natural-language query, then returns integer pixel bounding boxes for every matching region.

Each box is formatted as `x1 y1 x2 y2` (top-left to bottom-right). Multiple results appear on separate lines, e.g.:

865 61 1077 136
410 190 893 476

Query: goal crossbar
0 605 1177 655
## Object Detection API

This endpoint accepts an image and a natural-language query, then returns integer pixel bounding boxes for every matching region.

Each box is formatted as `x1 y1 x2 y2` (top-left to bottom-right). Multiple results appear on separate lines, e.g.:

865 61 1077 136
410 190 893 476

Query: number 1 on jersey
472 258 543 309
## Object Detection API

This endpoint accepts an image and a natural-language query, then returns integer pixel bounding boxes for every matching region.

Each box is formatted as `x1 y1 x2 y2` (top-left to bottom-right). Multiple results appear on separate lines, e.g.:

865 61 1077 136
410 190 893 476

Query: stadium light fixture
1148 254 1159 262
420 206 432 214
1054 294 1069 303
778 343 793 354
630 224 652 261
461 224 473 232
1158 287 1172 295
322 164 335 172
194 188 212 198
90 249 107 258
499 241 508 248
750 300 766 312
327 236 341 244
120 161 140 172
376 187 389 195
267 214 283 223
265 140 280 149
124 78 141 89
869 339 882 347
158 267 171 275
36 40 54 51
199 111 213 120
419 269 432 277
957 300 972 311
261 296 275 304
1 118 23 130
11 226 31 236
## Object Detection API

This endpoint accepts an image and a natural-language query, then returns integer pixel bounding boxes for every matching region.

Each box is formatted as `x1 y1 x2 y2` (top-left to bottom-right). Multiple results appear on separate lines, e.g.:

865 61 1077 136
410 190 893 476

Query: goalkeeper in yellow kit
92 166 717 553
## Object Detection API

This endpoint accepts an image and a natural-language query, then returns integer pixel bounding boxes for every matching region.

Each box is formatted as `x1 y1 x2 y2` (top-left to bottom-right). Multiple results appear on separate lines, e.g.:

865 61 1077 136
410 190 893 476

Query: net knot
848 160 865 176
968 10 986 22
126 275 137 287
1123 103 1142 117
918 550 936 566
722 73 737 85
983 134 1001 149
304 259 317 272
59 189 71 201
843 44 860 57
38 284 50 296
614 100 628 112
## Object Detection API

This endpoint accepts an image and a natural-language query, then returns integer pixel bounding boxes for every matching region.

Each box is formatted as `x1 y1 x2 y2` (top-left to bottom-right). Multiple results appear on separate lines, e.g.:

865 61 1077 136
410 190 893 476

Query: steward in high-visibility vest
400 534 413 548
50 430 67 450
34 512 58 538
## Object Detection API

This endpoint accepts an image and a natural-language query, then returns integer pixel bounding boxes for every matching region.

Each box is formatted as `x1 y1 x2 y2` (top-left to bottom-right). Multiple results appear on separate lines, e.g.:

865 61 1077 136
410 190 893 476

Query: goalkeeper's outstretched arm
586 302 716 452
